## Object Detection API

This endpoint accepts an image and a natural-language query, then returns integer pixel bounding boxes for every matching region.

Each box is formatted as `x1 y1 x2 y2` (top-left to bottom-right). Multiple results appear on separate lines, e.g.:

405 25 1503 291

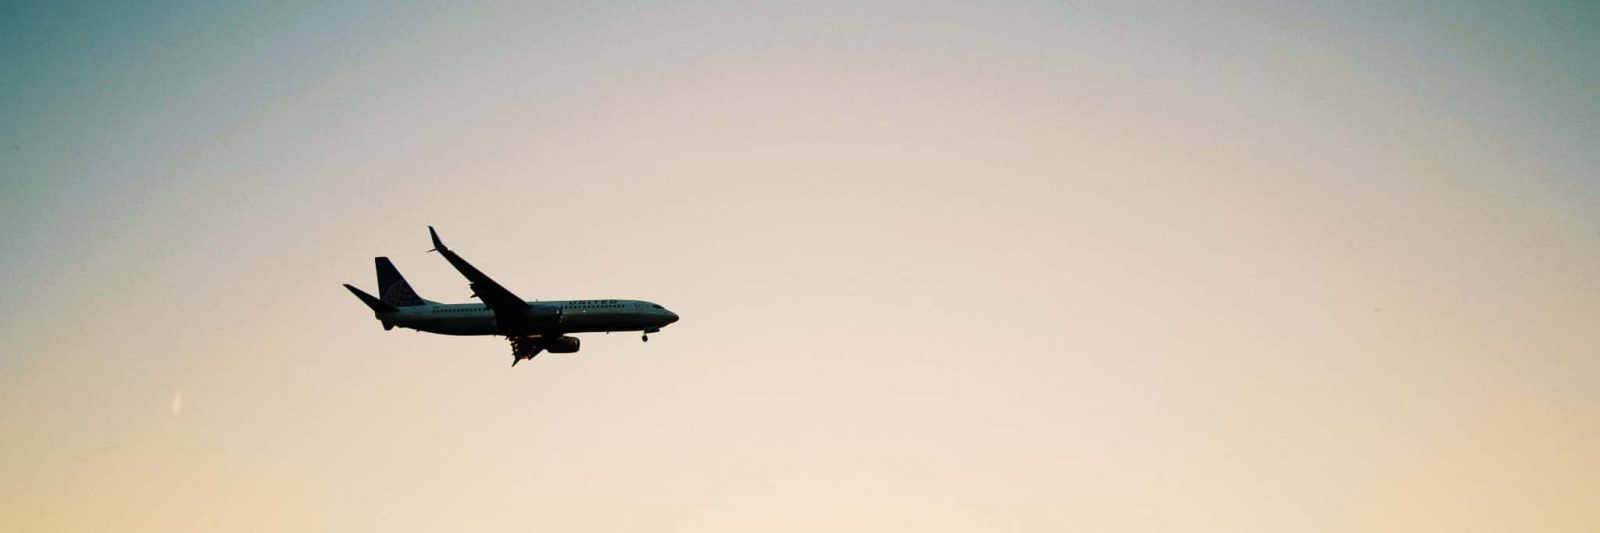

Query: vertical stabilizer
376 257 427 307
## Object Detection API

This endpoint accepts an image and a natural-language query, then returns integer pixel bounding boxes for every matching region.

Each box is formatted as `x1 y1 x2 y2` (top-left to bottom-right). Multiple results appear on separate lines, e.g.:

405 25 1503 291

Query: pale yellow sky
3 1 1597 531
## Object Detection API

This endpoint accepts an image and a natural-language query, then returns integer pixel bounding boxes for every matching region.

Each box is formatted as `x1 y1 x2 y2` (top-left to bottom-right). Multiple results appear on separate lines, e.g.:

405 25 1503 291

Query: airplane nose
666 311 679 324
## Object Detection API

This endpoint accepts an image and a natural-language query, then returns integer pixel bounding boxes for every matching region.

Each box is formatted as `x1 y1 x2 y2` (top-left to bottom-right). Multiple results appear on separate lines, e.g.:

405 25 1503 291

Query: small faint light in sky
171 391 183 415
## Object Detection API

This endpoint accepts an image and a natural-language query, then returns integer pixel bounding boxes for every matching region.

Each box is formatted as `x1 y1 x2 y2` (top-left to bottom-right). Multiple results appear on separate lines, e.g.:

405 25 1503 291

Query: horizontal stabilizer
345 284 398 314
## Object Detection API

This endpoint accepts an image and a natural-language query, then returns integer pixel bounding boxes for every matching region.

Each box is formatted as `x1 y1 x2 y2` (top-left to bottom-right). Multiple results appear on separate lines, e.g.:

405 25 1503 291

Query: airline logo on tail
376 257 426 307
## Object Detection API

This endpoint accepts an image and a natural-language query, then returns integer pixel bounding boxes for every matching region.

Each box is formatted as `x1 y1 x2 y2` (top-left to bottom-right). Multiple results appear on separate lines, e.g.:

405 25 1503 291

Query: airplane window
652 305 662 309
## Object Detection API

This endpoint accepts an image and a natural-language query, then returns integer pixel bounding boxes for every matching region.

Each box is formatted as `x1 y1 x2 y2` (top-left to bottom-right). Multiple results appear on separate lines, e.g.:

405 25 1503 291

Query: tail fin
376 257 428 307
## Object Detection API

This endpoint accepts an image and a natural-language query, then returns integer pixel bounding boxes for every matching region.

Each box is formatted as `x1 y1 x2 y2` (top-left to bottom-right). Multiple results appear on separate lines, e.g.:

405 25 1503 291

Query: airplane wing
427 226 533 320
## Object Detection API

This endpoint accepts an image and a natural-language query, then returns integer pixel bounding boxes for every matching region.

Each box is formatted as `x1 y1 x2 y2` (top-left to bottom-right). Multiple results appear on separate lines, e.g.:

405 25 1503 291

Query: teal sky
3 2 1598 531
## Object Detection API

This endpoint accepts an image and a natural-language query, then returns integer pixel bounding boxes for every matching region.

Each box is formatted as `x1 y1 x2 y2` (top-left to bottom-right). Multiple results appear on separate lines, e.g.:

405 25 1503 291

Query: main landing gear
509 336 543 367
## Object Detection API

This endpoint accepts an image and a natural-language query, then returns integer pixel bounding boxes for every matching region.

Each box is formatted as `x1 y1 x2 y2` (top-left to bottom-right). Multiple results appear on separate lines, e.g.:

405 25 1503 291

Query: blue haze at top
1 0 1596 369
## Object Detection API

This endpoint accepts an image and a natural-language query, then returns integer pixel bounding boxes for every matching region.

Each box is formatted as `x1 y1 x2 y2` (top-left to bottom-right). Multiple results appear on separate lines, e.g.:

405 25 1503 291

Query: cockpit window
652 305 662 309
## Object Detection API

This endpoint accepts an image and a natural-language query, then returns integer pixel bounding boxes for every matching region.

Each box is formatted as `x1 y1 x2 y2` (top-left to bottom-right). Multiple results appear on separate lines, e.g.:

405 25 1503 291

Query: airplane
343 227 680 366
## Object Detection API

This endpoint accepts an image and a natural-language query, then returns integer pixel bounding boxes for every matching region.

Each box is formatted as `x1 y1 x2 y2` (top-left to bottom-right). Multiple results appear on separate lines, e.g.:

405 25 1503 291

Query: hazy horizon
3 1 1597 531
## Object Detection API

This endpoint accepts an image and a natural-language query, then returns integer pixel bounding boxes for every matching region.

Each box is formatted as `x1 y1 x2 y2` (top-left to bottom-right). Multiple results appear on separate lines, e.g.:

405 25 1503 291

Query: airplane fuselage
345 227 679 365
380 299 676 336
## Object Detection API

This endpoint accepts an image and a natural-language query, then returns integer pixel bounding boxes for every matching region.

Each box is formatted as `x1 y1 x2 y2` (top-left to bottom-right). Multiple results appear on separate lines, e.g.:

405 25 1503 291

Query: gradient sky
3 1 1597 531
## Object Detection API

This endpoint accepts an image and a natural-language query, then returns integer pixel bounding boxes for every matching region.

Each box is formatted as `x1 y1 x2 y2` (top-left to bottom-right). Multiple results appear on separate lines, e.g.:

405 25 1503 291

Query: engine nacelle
540 335 580 354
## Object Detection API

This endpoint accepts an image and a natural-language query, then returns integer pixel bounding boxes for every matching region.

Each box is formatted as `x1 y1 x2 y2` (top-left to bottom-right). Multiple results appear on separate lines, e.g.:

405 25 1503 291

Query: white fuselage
382 299 677 336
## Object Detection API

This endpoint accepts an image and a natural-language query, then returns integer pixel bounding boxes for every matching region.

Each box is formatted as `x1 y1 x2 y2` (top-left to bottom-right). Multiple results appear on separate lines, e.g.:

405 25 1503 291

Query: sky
2 1 1598 531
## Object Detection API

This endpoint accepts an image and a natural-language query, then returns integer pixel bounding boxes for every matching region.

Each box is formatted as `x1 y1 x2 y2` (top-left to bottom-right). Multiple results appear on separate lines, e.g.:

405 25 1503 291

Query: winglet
428 226 447 253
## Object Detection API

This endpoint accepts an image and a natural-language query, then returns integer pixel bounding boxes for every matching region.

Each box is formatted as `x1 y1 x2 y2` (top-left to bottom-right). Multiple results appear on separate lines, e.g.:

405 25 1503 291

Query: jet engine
540 335 580 354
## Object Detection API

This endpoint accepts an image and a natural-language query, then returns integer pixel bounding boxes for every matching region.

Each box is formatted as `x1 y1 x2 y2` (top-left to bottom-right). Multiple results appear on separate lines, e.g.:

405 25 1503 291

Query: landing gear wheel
642 334 649 342
508 336 543 366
